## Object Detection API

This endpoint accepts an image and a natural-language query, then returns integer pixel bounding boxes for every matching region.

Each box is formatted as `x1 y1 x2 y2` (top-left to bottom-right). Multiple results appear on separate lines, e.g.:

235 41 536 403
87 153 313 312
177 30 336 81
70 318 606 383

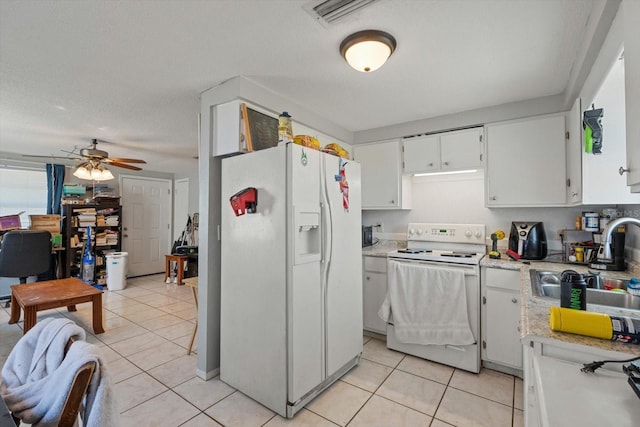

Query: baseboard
196 367 220 381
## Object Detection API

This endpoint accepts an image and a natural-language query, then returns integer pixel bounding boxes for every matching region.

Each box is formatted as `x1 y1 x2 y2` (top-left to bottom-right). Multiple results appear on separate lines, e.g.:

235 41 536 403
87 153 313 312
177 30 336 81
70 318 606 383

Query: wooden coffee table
8 278 104 334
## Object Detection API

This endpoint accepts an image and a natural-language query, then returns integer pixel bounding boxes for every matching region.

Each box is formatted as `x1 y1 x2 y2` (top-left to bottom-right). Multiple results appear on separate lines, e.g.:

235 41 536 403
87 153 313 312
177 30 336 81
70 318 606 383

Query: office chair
0 230 52 307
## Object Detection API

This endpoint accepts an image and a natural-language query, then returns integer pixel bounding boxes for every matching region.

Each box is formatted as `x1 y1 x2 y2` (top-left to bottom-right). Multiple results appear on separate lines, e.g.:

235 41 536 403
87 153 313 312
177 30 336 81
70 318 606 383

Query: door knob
619 166 630 175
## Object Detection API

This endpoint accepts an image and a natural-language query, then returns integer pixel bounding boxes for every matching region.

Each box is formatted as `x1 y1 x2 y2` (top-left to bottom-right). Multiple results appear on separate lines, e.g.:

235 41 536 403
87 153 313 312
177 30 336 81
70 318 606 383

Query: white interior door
121 176 172 276
174 178 189 240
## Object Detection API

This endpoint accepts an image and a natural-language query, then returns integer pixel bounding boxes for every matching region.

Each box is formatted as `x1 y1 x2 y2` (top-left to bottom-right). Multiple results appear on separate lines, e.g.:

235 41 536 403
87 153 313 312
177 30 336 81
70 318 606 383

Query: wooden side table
164 254 189 285
8 278 104 334
182 276 198 355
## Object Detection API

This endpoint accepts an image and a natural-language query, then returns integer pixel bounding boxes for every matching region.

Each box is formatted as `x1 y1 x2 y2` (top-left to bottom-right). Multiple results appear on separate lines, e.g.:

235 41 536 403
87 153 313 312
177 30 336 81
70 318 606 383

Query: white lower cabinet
481 267 523 374
362 255 387 334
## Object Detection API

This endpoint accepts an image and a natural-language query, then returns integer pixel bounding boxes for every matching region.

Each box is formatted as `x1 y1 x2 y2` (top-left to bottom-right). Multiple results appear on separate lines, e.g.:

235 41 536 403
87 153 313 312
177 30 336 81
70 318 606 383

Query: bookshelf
61 202 122 284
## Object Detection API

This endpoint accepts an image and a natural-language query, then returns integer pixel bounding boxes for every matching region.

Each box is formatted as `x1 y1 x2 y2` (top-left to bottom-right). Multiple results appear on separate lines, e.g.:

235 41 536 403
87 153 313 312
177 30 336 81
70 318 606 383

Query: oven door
384 258 481 373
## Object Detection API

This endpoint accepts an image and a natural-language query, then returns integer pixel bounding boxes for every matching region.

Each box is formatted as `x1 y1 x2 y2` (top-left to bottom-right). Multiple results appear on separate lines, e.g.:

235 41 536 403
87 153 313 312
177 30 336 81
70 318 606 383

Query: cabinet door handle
512 298 518 303
390 200 395 204
124 234 128 238
490 196 497 201
443 161 449 166
619 166 630 175
428 162 434 167
366 276 370 280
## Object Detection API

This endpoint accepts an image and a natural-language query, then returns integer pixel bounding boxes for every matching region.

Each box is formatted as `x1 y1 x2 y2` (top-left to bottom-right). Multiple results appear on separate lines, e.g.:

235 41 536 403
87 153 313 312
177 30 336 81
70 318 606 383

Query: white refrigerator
220 143 362 418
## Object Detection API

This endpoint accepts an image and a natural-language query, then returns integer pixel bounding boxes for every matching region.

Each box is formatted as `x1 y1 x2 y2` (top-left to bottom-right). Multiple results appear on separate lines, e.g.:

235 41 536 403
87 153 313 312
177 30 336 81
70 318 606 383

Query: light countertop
362 240 405 257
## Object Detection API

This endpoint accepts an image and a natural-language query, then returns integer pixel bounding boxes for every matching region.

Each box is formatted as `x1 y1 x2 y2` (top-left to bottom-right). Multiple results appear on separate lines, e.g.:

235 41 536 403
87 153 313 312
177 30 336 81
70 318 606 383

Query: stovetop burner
441 252 476 258
397 249 433 254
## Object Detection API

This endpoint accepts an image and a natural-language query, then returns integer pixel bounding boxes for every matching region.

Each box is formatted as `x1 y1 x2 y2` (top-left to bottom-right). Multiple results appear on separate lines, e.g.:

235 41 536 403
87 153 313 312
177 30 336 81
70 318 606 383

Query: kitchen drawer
485 267 520 291
363 256 387 273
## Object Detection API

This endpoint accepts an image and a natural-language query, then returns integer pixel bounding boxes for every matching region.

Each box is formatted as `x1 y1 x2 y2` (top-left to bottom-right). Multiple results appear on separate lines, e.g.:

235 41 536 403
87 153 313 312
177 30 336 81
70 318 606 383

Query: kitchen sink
530 269 640 311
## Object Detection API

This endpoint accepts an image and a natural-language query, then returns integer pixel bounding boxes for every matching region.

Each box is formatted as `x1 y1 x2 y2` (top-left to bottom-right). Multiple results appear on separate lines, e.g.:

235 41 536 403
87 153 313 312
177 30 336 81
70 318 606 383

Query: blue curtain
46 164 65 214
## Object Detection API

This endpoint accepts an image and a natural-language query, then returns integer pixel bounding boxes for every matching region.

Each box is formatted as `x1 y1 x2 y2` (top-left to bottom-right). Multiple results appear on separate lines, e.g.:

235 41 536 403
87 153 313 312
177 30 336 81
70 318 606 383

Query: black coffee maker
590 231 626 271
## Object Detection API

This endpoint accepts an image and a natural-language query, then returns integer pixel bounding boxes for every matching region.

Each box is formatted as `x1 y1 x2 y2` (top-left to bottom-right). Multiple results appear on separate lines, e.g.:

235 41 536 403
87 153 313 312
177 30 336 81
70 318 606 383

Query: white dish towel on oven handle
378 260 475 346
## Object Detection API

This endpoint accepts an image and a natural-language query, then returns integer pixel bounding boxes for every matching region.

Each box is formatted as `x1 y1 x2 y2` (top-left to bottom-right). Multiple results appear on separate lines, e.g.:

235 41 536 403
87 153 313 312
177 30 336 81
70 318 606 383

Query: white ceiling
0 0 598 174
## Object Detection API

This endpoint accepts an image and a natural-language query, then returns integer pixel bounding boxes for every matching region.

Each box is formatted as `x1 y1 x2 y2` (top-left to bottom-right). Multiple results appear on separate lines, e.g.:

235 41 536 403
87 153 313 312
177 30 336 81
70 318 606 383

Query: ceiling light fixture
73 162 114 181
340 29 396 72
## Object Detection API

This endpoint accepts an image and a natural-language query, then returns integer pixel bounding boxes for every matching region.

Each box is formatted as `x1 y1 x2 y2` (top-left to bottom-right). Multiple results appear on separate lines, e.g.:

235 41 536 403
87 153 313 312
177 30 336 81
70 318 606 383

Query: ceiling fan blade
22 154 83 161
108 161 143 171
104 158 147 164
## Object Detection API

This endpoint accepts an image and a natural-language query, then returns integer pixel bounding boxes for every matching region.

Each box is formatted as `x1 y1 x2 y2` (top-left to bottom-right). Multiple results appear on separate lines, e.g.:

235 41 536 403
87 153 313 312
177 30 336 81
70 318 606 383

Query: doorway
120 176 172 276
173 178 190 241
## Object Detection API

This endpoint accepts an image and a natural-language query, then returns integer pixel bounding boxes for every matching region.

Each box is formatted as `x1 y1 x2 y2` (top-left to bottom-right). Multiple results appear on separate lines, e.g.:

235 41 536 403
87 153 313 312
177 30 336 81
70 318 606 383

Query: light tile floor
0 274 524 426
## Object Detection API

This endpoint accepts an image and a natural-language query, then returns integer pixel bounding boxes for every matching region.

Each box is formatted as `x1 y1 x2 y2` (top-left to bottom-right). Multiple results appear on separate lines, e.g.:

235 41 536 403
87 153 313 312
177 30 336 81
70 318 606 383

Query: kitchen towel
379 260 475 346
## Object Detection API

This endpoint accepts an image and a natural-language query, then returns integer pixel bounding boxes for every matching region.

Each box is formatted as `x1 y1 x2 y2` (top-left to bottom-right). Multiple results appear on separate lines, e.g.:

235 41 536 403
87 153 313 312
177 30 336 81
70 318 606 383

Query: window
0 167 48 227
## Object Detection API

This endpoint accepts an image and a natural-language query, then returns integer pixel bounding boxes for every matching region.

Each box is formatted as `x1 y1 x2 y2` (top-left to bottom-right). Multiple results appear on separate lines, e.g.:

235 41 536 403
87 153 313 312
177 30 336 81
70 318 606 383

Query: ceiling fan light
100 168 114 181
73 165 92 180
340 30 396 72
73 163 114 181
91 165 114 181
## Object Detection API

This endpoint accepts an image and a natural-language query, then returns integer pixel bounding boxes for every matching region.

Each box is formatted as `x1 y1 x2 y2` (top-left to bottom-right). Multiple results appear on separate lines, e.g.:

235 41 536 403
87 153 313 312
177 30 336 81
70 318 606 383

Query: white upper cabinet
403 127 483 174
403 135 440 173
440 128 484 171
565 99 582 205
582 58 640 204
354 139 412 210
485 114 567 207
623 0 640 191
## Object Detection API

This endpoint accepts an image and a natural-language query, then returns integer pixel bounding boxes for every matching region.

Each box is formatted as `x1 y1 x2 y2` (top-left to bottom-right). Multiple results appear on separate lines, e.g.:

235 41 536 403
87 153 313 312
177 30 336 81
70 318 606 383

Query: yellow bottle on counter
575 246 584 263
549 306 640 344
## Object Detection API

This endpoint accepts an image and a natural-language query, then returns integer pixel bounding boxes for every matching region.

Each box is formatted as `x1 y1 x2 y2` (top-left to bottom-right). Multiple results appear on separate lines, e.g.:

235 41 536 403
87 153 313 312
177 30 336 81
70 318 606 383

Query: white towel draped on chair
379 260 475 346
0 317 118 426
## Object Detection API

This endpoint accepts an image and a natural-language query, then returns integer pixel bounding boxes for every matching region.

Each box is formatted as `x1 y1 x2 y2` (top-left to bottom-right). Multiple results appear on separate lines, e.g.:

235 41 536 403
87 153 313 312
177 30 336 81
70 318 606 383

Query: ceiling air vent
305 0 379 26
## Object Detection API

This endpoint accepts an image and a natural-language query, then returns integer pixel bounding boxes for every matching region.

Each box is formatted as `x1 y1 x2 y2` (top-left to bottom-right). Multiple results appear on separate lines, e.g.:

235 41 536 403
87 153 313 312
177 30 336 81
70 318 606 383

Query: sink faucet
597 217 640 262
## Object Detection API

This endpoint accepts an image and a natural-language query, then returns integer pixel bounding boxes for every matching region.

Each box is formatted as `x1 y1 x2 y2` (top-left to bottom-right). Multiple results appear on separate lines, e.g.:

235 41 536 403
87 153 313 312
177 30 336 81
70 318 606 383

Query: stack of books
75 207 97 228
105 229 118 245
105 216 119 226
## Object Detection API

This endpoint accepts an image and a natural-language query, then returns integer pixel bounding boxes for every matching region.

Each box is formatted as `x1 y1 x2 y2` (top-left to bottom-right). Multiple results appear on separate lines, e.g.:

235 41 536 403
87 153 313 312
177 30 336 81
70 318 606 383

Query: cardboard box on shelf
29 214 61 233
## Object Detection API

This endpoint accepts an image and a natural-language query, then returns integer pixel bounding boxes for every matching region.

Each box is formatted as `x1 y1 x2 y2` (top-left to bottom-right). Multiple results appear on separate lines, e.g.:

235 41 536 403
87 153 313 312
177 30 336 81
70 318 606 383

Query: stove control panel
407 223 486 243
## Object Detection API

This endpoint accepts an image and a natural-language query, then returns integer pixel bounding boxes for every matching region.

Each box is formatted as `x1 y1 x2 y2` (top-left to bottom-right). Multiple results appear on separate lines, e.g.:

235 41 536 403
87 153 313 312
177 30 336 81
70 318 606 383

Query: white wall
362 171 640 255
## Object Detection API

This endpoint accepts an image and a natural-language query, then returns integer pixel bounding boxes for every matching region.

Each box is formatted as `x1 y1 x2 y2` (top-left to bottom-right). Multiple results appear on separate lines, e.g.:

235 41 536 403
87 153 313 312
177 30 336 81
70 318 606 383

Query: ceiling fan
23 139 147 171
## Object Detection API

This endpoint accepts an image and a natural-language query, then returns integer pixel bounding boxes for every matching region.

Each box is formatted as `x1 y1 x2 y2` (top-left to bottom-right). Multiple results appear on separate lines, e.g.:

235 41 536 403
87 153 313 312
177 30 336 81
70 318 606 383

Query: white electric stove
386 222 487 373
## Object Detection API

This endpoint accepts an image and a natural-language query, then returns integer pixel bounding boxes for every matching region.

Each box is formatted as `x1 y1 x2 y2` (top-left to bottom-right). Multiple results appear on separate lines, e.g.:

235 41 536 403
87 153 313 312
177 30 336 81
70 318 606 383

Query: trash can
106 252 128 291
